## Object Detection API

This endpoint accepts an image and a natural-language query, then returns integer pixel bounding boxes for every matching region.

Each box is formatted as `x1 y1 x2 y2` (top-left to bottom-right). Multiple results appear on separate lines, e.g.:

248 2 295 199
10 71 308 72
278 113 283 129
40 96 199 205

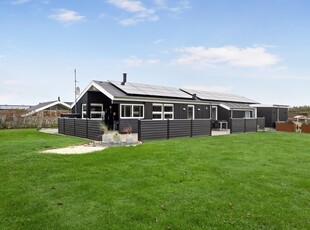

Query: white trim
21 101 71 117
120 104 144 119
219 103 230 110
250 104 289 109
211 106 218 120
71 81 115 109
188 105 195 119
152 103 174 120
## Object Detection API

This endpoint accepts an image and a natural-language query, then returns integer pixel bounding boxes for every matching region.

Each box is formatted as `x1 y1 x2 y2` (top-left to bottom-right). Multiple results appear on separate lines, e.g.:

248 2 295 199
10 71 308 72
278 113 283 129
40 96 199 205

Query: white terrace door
188 105 195 119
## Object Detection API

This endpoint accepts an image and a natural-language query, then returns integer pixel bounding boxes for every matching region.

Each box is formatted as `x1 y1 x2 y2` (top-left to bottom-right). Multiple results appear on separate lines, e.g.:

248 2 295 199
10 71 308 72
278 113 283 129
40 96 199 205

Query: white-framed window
152 104 174 120
82 103 103 119
244 111 252 118
120 104 144 119
211 106 218 120
188 105 195 119
82 104 87 119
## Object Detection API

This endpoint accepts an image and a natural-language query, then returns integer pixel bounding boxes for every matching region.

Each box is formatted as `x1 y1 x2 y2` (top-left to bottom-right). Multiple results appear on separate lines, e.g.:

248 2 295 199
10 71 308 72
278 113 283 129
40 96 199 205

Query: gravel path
42 145 106 154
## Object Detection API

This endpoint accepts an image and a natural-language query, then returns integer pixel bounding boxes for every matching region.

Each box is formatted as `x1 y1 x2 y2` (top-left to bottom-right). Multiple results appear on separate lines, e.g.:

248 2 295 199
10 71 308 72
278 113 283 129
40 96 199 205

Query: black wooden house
70 74 277 133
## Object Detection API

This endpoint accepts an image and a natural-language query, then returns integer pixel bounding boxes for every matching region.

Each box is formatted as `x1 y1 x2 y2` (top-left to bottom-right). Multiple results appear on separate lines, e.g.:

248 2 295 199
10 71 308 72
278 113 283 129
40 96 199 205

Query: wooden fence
230 118 265 134
138 119 212 141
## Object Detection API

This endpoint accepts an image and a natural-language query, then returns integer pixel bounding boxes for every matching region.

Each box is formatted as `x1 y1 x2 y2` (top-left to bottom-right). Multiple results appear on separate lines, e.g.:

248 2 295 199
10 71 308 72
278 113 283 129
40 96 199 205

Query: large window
82 104 103 119
152 104 174 120
120 104 144 119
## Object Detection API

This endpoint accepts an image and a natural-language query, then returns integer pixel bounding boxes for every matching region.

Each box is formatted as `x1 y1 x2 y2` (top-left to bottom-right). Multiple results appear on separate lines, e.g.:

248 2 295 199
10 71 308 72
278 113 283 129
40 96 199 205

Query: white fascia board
21 101 71 117
113 96 211 105
250 104 289 108
70 81 115 109
219 104 231 110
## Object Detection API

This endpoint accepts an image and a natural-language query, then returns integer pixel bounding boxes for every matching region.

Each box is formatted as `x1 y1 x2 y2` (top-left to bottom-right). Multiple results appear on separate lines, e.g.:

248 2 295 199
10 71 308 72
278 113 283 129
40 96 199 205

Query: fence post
230 119 232 134
85 118 88 139
74 118 76 136
190 119 193 137
138 120 141 141
63 118 66 134
167 119 170 140
244 118 246 133
210 119 212 136
256 118 258 132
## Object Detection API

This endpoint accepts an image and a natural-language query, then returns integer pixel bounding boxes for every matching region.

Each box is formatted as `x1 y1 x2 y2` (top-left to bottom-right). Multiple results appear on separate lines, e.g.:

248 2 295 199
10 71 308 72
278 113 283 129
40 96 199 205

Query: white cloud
3 80 23 86
107 0 146 12
182 85 233 93
153 39 163 44
10 0 31 5
173 45 279 68
122 56 143 67
49 9 85 24
147 59 160 64
107 0 188 25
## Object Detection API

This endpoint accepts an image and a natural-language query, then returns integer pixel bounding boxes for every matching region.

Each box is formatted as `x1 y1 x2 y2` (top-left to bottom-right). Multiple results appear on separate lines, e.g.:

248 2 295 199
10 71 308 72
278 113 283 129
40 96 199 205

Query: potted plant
113 131 121 144
122 126 134 144
99 122 112 144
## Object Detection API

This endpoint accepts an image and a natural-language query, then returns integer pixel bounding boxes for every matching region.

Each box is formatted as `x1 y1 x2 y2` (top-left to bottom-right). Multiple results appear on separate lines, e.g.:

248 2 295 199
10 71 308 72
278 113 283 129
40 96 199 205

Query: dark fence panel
58 118 103 141
87 120 102 141
139 120 168 141
65 119 75 136
119 119 139 133
139 119 212 141
192 119 212 136
230 118 245 133
245 119 257 132
257 117 265 130
169 120 191 138
230 118 264 134
75 118 87 139
58 118 64 134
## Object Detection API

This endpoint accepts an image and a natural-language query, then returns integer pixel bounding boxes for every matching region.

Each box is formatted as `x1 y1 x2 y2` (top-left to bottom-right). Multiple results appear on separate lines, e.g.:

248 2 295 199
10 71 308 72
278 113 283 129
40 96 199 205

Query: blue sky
1 0 309 106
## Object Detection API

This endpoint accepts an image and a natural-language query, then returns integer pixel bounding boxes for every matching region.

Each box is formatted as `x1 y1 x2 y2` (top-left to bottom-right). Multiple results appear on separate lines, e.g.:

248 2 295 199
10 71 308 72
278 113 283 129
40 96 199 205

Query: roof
109 80 193 99
72 79 259 108
21 100 71 117
181 88 257 104
220 102 254 110
0 105 32 110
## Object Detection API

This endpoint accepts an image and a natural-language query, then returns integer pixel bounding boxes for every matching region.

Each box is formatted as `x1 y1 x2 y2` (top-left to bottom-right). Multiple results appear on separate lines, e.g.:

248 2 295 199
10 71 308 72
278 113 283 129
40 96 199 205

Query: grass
0 129 309 229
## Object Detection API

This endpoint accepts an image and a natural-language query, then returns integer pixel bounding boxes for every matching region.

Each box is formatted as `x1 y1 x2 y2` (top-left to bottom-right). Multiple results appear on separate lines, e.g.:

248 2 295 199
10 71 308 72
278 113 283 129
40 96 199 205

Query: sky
1 0 310 106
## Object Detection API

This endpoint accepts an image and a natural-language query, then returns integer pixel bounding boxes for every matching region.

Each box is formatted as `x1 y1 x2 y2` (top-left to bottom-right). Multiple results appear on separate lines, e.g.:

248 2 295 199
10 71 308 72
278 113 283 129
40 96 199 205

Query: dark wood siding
257 107 276 127
174 104 187 119
218 106 230 121
232 111 245 118
195 105 210 119
139 120 168 141
279 108 288 121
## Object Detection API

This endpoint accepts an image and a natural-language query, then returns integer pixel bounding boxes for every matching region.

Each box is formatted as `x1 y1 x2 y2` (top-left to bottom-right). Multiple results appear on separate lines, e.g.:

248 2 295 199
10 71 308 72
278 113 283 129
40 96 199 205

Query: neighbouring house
0 104 32 122
70 73 281 133
253 104 289 127
21 99 72 118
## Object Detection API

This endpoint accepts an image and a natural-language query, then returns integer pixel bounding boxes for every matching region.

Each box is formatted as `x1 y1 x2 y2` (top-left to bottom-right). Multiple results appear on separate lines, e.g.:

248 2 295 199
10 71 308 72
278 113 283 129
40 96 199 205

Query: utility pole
74 69 77 114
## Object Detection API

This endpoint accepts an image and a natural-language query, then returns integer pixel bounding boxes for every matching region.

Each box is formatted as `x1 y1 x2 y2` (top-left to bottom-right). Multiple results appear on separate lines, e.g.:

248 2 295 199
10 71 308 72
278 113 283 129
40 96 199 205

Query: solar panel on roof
181 88 256 103
109 81 193 99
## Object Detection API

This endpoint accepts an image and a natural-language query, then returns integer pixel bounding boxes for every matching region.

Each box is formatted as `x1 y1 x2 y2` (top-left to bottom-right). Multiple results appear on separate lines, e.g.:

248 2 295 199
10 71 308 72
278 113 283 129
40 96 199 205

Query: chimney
121 73 127 85
58 96 60 101
192 93 197 99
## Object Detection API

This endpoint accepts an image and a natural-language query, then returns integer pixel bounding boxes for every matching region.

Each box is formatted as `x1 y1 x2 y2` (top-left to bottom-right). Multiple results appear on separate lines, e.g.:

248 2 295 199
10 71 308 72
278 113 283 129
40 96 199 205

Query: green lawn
0 129 309 229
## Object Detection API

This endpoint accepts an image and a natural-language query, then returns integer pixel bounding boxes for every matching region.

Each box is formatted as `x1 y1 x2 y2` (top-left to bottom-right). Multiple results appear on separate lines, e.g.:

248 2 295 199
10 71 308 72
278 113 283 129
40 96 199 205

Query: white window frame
188 105 195 120
244 111 252 118
152 103 174 120
82 103 104 120
152 103 163 120
211 106 218 120
82 104 87 119
90 103 103 120
120 104 144 119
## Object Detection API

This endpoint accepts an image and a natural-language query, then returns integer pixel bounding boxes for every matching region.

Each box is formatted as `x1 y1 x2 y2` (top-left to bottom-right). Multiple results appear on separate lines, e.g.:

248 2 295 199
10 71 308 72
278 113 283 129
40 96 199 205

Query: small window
82 104 103 119
245 111 252 118
152 104 174 120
